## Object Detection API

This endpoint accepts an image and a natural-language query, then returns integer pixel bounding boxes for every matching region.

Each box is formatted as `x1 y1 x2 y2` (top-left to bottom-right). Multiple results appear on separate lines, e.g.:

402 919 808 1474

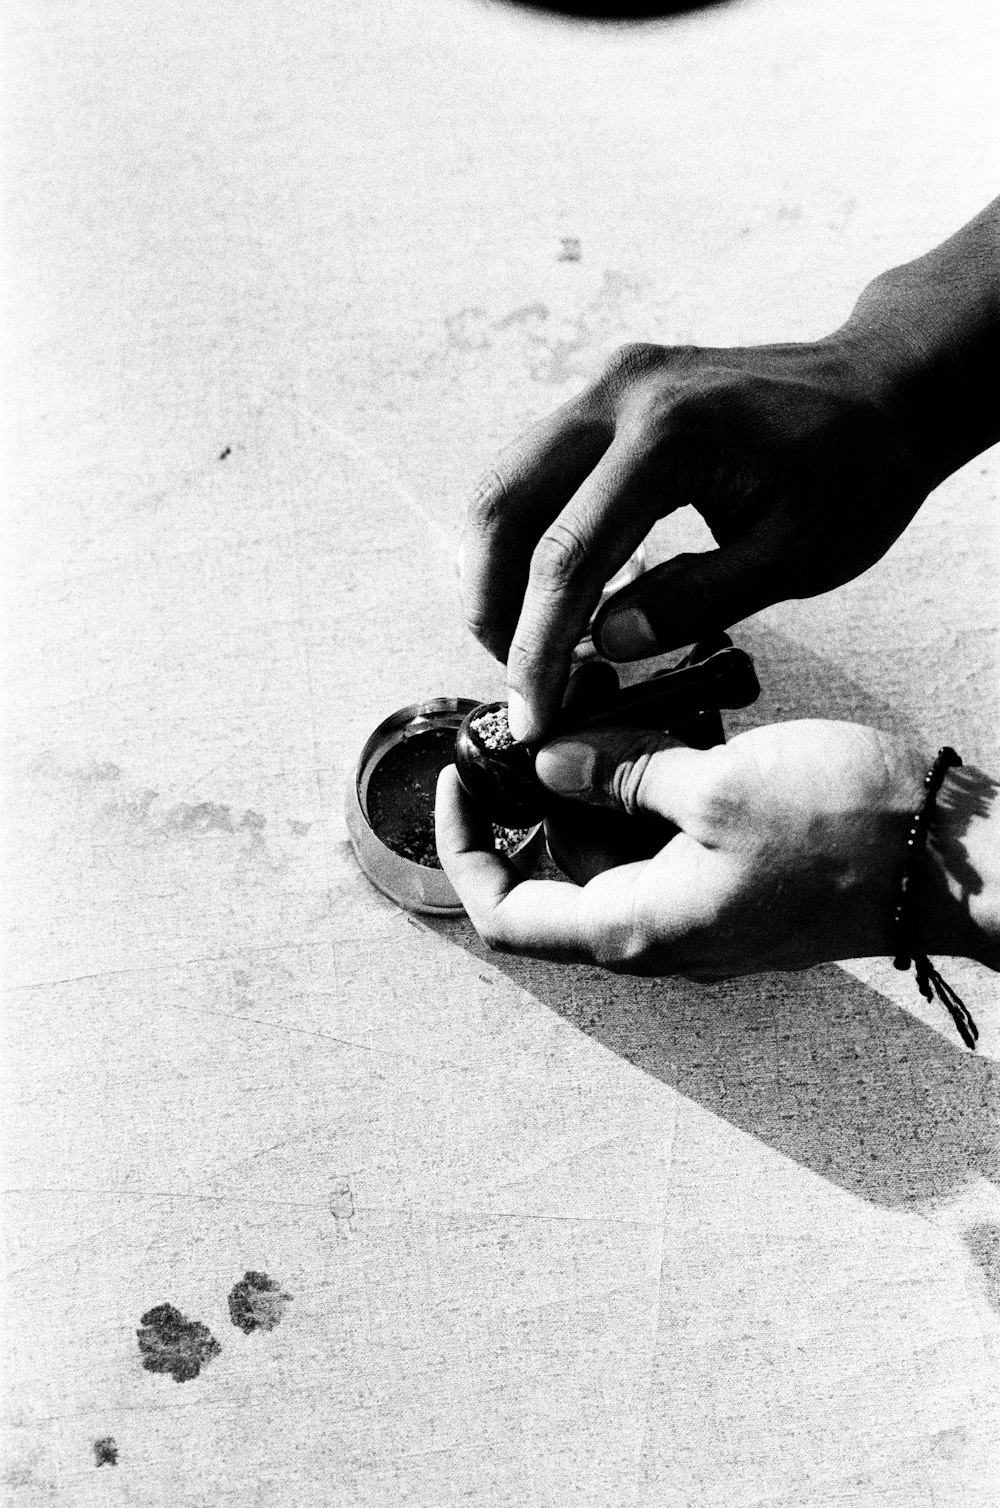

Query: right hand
459 336 930 741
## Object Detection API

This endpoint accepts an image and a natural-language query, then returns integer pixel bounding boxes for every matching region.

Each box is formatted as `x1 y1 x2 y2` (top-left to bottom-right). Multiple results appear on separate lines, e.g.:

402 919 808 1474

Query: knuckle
503 634 534 692
597 343 705 412
582 885 648 974
631 383 694 436
466 464 511 536
610 748 658 817
500 633 539 696
530 518 591 594
600 341 661 394
476 916 508 954
675 746 748 835
601 946 644 976
696 768 749 833
597 347 715 458
589 932 626 974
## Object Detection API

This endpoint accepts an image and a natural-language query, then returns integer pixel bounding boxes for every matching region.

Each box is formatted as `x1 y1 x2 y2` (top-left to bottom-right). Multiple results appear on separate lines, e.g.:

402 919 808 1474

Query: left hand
435 719 946 981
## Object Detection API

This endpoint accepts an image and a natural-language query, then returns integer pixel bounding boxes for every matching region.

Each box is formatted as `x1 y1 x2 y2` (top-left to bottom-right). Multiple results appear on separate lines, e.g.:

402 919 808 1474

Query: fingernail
536 740 596 795
599 605 657 659
506 692 531 742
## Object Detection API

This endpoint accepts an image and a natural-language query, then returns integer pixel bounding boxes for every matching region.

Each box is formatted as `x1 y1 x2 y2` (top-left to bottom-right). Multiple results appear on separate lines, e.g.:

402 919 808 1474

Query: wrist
832 206 1000 489
914 763 1000 970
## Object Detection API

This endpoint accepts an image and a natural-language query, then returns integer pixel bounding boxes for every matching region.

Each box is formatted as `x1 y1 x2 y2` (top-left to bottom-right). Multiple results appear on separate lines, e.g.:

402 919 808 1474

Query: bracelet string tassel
913 956 979 1050
892 746 978 1051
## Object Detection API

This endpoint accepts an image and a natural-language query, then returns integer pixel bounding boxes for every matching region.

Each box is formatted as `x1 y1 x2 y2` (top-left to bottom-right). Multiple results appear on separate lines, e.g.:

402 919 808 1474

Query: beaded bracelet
893 746 978 1050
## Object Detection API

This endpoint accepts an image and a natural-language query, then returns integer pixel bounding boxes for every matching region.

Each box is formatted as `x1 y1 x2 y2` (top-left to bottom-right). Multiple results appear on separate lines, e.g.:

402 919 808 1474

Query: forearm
836 196 1000 489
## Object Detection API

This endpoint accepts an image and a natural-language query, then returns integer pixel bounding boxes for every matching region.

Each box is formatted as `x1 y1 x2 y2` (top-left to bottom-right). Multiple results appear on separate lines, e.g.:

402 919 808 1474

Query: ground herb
471 705 516 752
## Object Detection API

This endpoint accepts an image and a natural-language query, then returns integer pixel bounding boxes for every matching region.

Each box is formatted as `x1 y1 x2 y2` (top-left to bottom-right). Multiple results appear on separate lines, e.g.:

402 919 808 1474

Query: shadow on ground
427 622 999 1211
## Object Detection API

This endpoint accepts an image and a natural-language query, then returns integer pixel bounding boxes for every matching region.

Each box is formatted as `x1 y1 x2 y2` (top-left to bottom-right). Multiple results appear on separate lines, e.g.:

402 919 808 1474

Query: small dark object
136 1303 221 1382
219 446 231 460
93 1438 118 1468
455 637 759 827
893 746 978 1050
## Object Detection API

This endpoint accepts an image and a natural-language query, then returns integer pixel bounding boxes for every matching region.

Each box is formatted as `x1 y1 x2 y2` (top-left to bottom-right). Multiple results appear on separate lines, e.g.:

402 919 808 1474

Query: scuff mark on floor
330 1177 356 1238
438 268 647 385
160 801 267 837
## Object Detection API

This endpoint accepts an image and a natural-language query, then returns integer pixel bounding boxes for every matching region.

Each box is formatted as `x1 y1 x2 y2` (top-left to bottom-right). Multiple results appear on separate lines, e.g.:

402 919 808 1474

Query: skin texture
446 200 1000 982
435 721 1000 981
459 199 1000 744
461 338 928 744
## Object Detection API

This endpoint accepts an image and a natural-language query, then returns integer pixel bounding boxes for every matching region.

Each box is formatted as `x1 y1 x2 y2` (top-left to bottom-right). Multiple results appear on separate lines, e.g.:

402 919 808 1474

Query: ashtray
345 698 543 915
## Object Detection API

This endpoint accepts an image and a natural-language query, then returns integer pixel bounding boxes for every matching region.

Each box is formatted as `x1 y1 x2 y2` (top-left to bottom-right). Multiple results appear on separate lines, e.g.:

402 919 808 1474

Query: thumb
535 726 713 829
593 533 782 659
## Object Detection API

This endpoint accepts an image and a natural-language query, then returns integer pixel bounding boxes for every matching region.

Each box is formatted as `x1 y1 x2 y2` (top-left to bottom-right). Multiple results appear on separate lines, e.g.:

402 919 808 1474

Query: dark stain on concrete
136 1303 221 1382
443 306 491 352
227 1271 292 1333
76 761 123 785
162 801 238 834
493 301 549 330
93 1437 118 1467
158 802 267 837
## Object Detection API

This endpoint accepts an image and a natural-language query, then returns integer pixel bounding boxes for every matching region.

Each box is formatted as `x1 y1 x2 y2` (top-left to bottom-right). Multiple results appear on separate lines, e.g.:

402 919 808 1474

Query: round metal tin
346 698 542 916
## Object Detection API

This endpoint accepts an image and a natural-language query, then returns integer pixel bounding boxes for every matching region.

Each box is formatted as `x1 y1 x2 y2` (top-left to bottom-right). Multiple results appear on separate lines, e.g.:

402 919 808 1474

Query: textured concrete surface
3 0 1000 1503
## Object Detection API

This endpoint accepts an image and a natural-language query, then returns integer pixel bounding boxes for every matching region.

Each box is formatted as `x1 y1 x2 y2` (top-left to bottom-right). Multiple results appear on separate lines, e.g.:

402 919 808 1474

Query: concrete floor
4 0 999 1502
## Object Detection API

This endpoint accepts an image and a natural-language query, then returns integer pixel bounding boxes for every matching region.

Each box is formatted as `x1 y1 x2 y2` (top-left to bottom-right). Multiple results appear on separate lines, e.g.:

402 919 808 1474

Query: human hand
435 719 968 980
459 338 931 743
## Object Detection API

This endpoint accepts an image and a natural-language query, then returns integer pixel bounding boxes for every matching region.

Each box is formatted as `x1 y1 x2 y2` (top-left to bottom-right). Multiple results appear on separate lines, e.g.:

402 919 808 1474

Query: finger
535 727 722 832
437 766 696 965
469 864 650 965
560 659 620 721
460 397 611 662
435 762 521 909
504 430 669 741
438 764 715 969
544 798 673 885
594 522 788 659
435 763 594 961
